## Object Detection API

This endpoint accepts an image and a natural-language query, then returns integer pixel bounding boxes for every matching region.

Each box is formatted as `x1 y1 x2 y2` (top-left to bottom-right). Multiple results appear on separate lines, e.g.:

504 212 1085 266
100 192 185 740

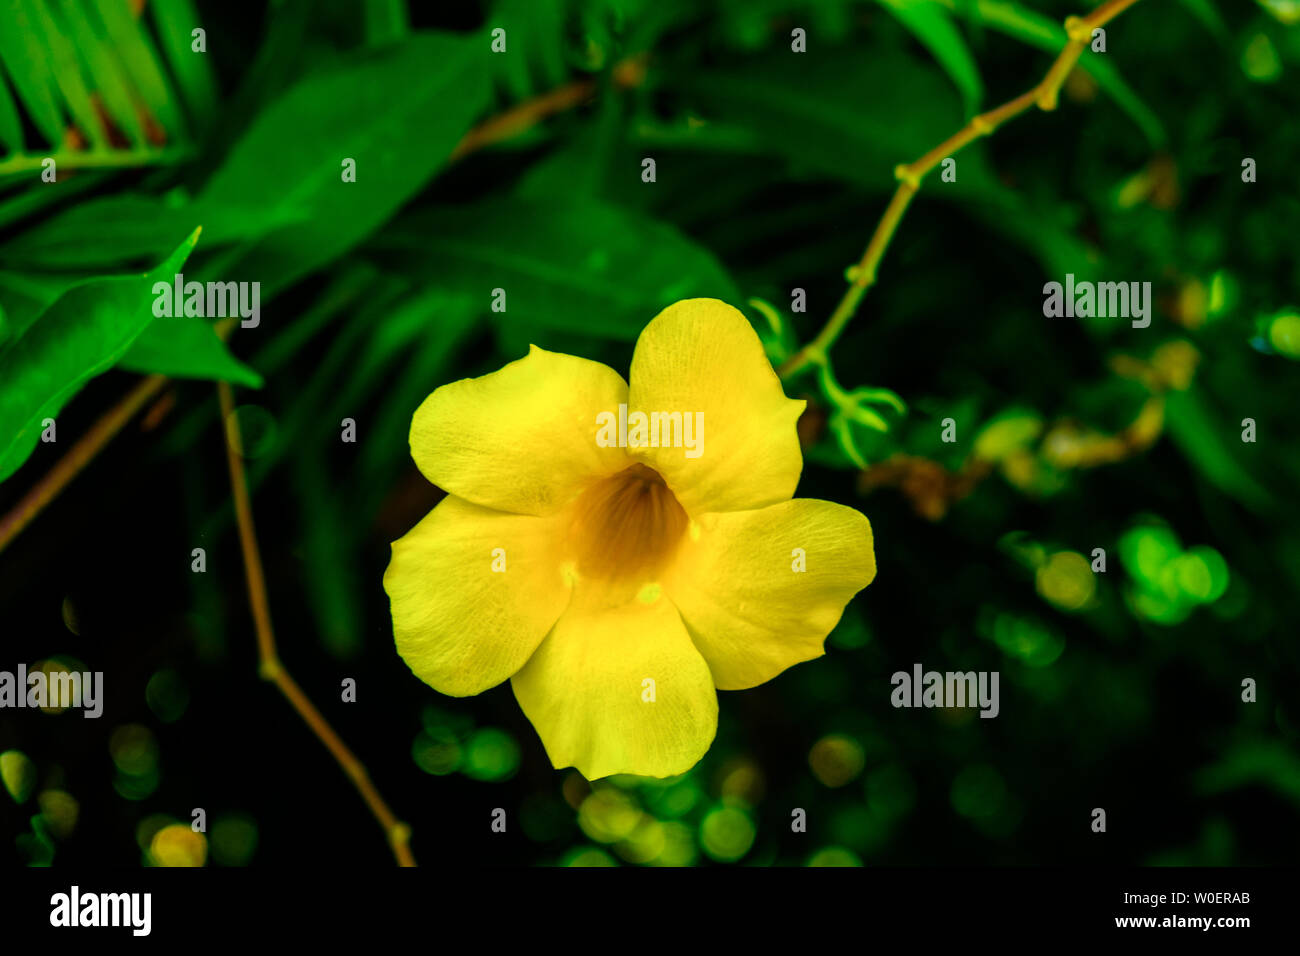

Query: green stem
0 146 191 179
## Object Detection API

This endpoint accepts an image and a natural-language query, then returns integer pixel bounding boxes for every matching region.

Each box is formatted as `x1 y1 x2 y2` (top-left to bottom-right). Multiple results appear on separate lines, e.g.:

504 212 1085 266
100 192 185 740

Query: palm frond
0 0 216 179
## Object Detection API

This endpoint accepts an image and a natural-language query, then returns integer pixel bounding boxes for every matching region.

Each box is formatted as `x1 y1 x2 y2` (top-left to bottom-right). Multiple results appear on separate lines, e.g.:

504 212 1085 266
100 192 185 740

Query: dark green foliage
1 0 1297 868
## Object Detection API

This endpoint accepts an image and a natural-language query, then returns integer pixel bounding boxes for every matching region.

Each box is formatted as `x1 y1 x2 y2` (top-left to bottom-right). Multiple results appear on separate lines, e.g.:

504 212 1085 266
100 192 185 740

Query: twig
217 382 416 867
778 0 1145 379
451 54 646 160
0 375 168 553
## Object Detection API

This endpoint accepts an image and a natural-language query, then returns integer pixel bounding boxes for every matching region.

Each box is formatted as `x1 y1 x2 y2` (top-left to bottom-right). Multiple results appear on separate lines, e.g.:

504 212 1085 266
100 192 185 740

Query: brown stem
0 375 168 553
217 382 416 867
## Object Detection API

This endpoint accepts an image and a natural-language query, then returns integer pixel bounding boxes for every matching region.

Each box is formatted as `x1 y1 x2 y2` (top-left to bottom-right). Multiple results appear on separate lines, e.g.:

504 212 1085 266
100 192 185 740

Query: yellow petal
410 345 631 516
627 298 805 515
511 592 717 779
665 499 876 690
385 495 572 697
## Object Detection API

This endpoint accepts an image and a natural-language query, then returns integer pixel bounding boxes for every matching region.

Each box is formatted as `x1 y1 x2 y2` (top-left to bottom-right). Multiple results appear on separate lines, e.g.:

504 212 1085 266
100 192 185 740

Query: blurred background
1 0 1298 867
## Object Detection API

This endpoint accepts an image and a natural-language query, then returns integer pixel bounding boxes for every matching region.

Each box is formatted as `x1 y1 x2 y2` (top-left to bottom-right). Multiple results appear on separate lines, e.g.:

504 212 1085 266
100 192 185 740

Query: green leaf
0 271 86 341
57 0 146 148
690 48 972 190
0 1 65 147
150 0 218 133
1177 0 1228 40
198 31 491 296
0 229 200 482
0 170 107 232
86 0 185 138
492 0 568 99
26 0 110 149
365 0 411 46
0 56 24 152
293 443 363 659
119 316 263 387
0 195 306 268
876 0 983 115
353 293 480 502
373 197 740 340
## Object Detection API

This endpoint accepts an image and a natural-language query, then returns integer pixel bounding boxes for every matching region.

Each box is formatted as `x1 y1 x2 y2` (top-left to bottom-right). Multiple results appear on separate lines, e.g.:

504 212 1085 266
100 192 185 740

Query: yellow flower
384 299 876 779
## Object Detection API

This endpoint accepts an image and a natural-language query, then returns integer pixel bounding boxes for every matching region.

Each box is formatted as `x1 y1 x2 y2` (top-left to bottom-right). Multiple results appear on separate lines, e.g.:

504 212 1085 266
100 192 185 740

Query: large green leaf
491 0 568 99
86 0 185 137
690 49 965 190
3 31 488 272
149 0 218 133
25 0 109 149
196 31 491 296
0 230 199 482
0 195 306 268
365 0 411 46
119 314 263 388
0 270 85 342
59 0 146 148
296 290 478 659
0 0 197 177
371 198 741 340
0 54 24 152
0 0 64 148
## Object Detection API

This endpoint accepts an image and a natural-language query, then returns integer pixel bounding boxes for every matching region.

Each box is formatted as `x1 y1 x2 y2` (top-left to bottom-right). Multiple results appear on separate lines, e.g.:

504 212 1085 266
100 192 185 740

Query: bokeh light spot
412 727 462 776
1 750 36 804
699 806 755 862
807 846 863 867
561 846 618 867
149 824 207 867
1035 551 1096 611
1267 312 1300 358
37 789 79 839
578 788 641 843
110 724 159 776
461 728 520 782
809 734 866 788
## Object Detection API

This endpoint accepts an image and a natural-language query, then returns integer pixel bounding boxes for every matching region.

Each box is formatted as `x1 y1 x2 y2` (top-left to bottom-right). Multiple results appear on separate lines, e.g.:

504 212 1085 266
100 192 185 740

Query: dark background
2 0 1299 866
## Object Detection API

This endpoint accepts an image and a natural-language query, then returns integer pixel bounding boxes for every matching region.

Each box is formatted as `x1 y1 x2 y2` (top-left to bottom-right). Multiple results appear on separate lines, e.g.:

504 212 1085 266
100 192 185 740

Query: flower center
568 463 689 584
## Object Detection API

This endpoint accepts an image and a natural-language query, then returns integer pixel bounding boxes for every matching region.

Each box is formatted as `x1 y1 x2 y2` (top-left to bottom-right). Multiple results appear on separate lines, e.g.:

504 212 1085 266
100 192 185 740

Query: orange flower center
568 463 688 584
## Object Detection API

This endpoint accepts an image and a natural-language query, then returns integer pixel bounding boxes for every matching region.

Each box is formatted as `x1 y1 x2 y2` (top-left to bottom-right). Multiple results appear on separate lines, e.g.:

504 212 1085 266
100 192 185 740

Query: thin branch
0 375 168 553
778 0 1146 379
451 55 646 161
217 382 416 867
